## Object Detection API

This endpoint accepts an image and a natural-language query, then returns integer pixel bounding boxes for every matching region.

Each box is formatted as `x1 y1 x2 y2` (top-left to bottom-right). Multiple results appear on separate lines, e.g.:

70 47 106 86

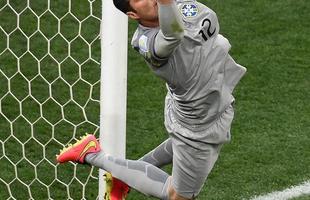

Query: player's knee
162 176 192 200
168 185 192 200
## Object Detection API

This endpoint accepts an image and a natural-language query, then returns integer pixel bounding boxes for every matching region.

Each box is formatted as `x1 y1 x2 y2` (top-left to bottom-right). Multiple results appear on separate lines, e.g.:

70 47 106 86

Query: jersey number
199 18 216 41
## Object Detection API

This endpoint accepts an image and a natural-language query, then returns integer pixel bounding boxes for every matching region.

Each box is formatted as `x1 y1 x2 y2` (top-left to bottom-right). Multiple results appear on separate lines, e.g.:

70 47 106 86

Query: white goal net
0 0 102 199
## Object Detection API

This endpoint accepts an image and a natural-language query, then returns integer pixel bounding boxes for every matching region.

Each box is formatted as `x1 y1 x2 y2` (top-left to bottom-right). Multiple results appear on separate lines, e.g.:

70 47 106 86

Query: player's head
113 0 159 27
113 0 132 14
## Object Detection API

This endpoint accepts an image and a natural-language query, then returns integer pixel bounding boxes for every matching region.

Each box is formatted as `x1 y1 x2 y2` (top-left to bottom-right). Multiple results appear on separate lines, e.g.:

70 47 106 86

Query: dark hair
113 0 133 13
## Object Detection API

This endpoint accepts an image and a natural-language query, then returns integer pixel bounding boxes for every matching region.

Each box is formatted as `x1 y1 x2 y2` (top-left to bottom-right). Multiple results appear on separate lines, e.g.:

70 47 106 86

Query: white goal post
0 0 127 199
99 0 128 199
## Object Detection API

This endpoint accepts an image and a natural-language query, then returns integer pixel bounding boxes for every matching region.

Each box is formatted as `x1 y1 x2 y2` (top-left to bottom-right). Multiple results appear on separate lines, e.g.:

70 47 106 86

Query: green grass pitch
0 0 309 199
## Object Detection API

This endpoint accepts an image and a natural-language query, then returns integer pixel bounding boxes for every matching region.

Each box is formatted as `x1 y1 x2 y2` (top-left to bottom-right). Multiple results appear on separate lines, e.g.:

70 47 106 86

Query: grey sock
139 138 173 168
85 152 170 199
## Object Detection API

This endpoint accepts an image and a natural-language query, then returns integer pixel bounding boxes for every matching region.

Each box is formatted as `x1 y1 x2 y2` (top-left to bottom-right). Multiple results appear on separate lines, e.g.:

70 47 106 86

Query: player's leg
139 138 173 168
108 138 173 199
56 134 171 199
85 151 171 199
168 187 192 200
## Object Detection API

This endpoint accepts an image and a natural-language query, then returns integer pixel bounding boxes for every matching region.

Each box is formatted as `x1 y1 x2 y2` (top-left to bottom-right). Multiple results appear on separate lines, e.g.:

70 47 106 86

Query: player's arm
154 0 184 59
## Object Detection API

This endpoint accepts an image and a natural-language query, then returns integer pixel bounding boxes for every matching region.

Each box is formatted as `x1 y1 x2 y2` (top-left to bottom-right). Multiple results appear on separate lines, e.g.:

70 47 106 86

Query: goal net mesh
0 0 101 199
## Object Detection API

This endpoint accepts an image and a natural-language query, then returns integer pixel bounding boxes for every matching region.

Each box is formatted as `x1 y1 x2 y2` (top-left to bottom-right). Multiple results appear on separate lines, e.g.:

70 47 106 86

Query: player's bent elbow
174 29 184 41
161 22 184 41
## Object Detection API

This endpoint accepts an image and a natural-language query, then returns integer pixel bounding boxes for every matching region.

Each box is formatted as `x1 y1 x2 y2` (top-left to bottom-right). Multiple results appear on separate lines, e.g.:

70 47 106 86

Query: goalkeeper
57 0 246 199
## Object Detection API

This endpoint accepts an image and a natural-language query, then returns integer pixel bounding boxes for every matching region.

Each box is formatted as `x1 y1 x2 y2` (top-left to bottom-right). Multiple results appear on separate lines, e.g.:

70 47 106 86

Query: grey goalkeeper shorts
169 135 222 199
165 105 234 198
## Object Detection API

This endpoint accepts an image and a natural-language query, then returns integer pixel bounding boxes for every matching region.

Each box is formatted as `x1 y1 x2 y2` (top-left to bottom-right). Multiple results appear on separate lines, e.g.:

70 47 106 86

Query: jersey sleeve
131 27 169 68
130 1 184 68
154 2 184 59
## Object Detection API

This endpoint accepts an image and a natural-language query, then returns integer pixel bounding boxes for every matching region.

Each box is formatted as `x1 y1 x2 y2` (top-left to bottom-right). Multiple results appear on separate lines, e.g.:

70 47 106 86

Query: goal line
250 180 310 200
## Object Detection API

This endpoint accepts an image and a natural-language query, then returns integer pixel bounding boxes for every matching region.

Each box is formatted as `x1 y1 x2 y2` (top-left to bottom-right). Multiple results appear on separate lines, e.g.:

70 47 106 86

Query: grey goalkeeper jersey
131 0 246 143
